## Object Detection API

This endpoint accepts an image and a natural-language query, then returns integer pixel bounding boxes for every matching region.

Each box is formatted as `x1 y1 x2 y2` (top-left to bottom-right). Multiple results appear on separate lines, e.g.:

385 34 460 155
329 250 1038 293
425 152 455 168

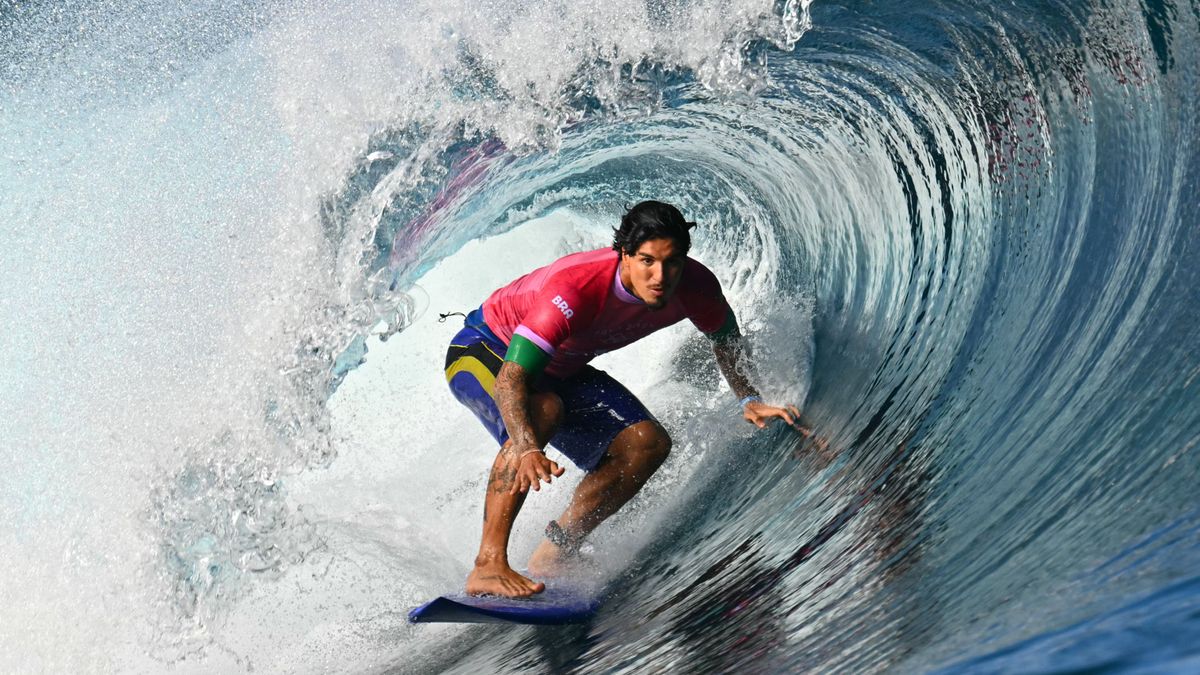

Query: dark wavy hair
612 201 696 257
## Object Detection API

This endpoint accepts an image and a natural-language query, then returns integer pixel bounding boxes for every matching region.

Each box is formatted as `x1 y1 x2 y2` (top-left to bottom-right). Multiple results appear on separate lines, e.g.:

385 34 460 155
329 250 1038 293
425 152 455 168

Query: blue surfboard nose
409 583 603 625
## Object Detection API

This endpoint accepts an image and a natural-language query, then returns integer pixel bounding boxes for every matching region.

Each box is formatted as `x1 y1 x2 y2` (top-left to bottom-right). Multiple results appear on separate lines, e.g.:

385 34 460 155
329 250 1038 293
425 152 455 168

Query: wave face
4 0 1200 671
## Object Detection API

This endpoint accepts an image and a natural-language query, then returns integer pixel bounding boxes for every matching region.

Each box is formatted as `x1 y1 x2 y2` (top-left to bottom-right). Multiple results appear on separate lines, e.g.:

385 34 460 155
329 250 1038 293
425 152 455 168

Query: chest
571 301 687 349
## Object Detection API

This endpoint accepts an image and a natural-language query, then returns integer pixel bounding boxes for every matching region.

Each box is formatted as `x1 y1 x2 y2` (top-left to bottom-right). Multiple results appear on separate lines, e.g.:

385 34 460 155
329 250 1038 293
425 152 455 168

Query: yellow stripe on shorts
445 355 498 395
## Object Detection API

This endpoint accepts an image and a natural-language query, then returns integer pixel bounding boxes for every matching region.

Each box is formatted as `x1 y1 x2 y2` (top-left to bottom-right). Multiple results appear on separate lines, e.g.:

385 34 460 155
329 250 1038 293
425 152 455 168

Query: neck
614 259 643 304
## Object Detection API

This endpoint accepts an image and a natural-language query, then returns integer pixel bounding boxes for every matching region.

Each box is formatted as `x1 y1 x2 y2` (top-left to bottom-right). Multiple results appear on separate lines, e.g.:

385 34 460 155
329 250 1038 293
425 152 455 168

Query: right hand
792 424 834 462
510 447 564 494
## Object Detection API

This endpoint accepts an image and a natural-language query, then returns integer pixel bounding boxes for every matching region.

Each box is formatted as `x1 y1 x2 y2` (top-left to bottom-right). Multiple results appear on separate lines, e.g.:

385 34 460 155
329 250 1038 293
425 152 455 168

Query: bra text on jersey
552 295 574 319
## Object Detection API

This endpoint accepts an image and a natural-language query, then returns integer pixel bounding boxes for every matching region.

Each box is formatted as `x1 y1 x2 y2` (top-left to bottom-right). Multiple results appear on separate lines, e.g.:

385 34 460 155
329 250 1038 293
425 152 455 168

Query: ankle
473 551 509 568
545 520 584 554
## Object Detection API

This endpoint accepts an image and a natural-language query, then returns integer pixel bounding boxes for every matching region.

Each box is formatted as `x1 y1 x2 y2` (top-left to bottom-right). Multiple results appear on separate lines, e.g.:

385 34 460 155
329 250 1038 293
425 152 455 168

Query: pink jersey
481 248 732 377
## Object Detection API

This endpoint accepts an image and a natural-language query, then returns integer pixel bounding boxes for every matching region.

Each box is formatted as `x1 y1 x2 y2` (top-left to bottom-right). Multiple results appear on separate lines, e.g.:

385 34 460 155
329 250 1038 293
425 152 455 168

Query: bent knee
618 420 671 466
650 425 672 459
529 392 565 428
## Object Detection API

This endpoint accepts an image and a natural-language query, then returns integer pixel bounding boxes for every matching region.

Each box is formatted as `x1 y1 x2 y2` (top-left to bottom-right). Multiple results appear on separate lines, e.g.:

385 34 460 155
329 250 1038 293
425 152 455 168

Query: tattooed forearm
495 361 539 451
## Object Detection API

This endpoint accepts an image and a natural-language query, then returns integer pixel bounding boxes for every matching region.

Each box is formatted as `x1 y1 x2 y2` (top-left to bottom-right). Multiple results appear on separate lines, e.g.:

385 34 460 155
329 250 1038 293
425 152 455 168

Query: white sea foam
1 0 811 670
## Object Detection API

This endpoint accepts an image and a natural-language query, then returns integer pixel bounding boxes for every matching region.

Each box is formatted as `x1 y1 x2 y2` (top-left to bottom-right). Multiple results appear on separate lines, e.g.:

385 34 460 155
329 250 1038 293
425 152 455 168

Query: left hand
743 400 803 430
511 449 564 494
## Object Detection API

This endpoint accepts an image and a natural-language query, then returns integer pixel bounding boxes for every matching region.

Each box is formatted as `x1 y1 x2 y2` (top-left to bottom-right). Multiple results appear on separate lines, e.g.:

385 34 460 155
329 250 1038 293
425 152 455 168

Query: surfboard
408 581 603 625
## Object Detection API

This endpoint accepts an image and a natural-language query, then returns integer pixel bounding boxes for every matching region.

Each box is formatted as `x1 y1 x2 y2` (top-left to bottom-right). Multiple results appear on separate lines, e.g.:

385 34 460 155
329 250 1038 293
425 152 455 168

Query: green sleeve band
706 307 741 343
505 333 552 375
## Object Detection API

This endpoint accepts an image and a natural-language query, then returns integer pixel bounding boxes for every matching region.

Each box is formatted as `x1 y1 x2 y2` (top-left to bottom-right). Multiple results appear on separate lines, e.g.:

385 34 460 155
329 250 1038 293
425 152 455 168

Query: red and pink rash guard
481 248 733 378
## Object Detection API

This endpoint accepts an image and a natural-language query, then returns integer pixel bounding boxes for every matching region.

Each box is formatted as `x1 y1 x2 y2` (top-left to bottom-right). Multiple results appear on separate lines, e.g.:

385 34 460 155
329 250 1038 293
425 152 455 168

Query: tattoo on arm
495 361 540 452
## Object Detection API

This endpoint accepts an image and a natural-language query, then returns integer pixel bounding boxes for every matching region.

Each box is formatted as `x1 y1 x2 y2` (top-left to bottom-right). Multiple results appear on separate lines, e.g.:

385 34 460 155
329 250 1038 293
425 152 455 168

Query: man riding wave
443 201 802 598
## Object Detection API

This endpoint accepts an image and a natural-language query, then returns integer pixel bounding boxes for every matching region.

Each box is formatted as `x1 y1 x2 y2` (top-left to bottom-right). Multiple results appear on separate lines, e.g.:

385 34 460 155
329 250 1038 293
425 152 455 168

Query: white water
1 191 801 671
169 211 801 672
1 0 812 668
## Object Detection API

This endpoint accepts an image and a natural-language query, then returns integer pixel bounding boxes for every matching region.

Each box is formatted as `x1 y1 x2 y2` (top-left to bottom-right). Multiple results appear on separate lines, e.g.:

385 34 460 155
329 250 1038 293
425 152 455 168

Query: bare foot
466 561 545 598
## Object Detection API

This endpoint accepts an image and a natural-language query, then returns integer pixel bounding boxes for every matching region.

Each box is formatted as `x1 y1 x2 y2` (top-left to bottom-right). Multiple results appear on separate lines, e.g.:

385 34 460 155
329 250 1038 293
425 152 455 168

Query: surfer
444 200 804 598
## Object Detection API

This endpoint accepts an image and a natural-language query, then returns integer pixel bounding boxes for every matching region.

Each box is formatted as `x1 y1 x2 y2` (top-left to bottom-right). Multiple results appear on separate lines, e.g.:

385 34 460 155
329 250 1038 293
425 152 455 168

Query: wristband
739 394 763 407
545 520 582 553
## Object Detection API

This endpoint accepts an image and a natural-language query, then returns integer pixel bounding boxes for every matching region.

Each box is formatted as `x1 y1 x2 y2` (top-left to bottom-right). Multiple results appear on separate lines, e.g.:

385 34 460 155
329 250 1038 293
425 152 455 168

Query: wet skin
617 237 686 309
467 239 688 598
466 238 807 597
466 391 564 598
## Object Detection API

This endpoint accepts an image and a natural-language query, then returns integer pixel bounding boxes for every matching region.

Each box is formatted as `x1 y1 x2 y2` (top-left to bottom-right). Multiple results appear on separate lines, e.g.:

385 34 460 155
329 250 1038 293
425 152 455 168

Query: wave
2 0 1199 671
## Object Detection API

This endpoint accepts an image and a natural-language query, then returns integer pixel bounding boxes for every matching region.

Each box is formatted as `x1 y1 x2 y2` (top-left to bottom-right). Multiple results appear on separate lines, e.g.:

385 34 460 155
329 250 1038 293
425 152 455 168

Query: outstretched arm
711 336 804 429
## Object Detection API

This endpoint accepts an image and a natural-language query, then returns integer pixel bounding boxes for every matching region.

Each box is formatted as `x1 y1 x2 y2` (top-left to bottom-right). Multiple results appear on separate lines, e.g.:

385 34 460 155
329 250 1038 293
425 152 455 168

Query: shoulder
676 256 732 333
549 248 619 276
545 248 617 299
677 256 729 314
681 257 723 296
526 248 615 325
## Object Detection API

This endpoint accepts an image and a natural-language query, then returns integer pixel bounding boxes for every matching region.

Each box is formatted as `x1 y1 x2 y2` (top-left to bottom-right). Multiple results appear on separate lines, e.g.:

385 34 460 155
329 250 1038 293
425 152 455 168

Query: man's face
619 237 686 309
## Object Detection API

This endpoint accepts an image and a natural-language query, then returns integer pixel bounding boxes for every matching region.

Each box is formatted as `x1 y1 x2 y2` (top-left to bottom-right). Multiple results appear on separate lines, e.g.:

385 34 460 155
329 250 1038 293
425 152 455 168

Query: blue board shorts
444 308 655 471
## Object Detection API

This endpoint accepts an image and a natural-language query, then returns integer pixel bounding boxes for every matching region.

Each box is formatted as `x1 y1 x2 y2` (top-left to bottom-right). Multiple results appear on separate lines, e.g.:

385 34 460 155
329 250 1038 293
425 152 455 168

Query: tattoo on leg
488 464 517 494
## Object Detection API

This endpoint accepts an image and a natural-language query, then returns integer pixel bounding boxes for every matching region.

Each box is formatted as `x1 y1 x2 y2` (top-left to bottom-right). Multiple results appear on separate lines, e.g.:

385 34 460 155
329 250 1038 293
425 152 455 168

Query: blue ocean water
2 0 1199 671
